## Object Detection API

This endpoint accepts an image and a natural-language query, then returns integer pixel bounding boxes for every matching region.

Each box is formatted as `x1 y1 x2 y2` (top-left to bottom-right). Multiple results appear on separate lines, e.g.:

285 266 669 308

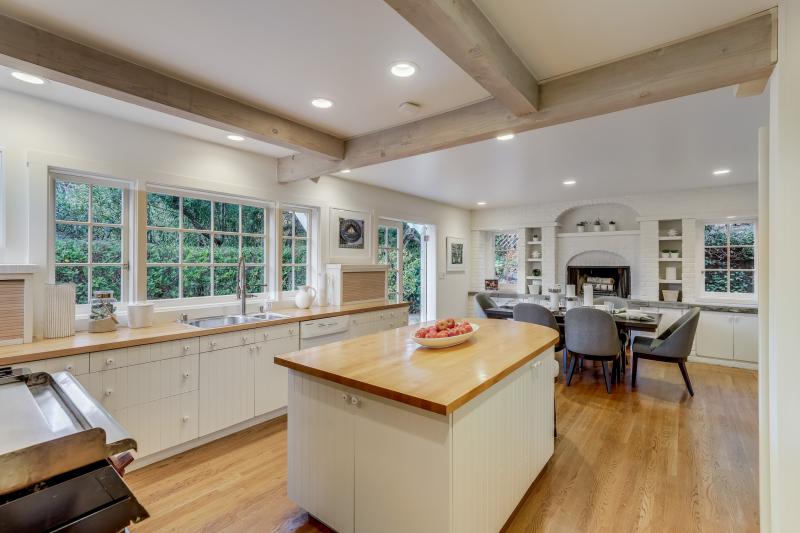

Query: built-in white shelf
526 276 542 280
659 279 683 284
526 258 543 262
526 241 542 245
658 258 683 262
557 230 640 238
659 236 683 241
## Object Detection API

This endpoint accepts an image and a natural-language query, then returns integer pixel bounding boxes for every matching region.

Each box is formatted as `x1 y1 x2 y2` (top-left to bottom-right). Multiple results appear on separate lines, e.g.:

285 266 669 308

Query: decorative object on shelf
329 207 371 261
667 228 680 237
608 220 616 231
566 296 580 311
661 250 671 258
670 250 680 258
665 266 678 281
44 283 75 339
566 284 576 298
530 249 541 259
88 290 117 333
485 278 499 290
127 302 154 329
294 285 317 309
583 283 594 306
548 285 562 311
532 268 541 277
662 289 680 302
528 281 541 295
593 219 602 232
532 233 540 240
576 221 586 233
446 236 466 272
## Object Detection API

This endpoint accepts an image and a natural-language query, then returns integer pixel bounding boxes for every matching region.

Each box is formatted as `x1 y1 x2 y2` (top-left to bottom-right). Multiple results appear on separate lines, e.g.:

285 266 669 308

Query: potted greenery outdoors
576 221 586 233
608 220 616 231
593 219 602 232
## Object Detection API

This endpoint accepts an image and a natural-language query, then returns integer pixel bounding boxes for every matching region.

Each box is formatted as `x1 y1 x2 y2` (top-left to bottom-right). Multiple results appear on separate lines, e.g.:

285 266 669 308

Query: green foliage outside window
703 222 755 295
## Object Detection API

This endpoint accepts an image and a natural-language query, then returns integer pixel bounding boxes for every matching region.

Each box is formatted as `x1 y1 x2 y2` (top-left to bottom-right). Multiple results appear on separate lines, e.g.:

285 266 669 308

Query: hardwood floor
126 360 758 532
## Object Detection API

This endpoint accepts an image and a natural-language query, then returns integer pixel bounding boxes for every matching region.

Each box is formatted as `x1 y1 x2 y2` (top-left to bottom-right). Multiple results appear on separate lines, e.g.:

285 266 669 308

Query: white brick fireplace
556 231 641 298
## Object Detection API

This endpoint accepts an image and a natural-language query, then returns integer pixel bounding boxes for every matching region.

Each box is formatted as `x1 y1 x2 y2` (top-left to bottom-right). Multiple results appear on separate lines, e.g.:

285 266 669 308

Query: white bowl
412 323 480 349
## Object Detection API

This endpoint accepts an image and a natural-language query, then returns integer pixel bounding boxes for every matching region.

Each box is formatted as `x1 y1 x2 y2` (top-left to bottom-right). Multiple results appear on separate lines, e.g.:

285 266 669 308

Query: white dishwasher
300 314 351 348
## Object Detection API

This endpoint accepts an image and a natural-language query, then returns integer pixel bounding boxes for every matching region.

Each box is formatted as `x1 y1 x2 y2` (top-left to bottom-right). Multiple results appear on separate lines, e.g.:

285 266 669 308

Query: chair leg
566 355 578 386
563 348 568 375
601 361 612 394
632 354 639 388
678 361 695 396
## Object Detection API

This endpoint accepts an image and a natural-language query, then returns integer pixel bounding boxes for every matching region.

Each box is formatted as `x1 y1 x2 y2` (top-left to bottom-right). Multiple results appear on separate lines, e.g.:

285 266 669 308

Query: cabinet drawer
14 354 90 376
159 354 200 396
90 344 153 372
150 338 200 361
200 330 255 352
99 361 163 412
113 390 199 458
253 323 298 342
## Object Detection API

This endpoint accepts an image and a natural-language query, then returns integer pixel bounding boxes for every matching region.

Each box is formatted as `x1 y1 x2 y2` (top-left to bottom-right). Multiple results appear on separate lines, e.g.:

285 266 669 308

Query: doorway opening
377 219 430 324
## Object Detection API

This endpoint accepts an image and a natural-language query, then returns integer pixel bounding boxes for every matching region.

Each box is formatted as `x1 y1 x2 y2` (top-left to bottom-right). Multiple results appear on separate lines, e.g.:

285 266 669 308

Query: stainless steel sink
185 313 288 328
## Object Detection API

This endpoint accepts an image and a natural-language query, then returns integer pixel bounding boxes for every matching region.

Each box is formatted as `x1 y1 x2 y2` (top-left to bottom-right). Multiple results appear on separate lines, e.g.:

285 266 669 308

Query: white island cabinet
279 318 558 533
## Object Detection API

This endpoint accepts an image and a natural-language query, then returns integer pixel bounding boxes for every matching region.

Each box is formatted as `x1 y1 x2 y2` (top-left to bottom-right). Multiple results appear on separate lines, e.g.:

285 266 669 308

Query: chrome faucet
236 253 250 316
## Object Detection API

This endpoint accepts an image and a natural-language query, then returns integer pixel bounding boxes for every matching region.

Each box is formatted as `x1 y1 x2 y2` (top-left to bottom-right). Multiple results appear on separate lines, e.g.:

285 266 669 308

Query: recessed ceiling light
311 97 334 109
11 71 45 85
563 179 577 186
496 133 515 141
477 201 487 206
340 169 351 174
390 61 418 78
713 168 731 176
727 215 736 219
226 134 245 142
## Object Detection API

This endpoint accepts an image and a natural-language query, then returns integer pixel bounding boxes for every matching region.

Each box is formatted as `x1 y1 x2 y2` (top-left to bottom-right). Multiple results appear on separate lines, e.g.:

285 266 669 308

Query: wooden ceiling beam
385 0 539 116
0 14 344 161
278 9 777 182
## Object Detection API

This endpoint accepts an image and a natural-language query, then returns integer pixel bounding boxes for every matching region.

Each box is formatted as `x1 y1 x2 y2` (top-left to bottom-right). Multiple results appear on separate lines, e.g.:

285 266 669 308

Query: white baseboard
128 406 287 471
688 355 758 371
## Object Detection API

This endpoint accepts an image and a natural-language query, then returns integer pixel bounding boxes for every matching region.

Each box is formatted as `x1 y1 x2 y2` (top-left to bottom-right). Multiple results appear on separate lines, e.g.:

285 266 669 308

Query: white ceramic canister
127 302 154 328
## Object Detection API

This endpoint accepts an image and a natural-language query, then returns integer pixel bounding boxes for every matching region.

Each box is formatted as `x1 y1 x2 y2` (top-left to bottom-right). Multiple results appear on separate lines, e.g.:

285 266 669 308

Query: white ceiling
0 0 489 138
0 65 295 158
340 86 769 208
474 0 776 80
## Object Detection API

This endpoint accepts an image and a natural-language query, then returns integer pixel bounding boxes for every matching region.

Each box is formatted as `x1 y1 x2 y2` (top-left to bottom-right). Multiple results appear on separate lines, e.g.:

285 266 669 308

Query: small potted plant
608 220 616 231
661 249 671 258
670 249 680 259
593 219 602 232
576 221 586 233
532 268 542 277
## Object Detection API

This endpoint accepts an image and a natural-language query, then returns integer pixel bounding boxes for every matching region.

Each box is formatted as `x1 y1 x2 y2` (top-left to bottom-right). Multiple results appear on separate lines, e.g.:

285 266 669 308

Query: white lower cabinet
732 314 758 362
695 311 758 363
254 335 297 416
199 345 255 437
114 390 199 458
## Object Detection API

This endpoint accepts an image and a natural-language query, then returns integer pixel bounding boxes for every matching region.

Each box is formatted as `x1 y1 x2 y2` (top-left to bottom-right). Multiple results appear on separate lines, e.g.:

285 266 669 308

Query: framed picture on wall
446 236 466 272
329 207 371 262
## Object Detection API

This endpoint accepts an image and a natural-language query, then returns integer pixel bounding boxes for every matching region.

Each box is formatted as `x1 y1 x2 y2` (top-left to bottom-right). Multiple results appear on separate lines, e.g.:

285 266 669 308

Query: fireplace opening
567 266 631 299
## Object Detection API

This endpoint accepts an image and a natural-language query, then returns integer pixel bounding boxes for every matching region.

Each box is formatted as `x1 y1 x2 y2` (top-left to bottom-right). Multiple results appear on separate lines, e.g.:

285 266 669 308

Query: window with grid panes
281 208 310 292
53 176 129 304
145 191 267 300
377 223 401 302
494 232 519 287
702 221 756 297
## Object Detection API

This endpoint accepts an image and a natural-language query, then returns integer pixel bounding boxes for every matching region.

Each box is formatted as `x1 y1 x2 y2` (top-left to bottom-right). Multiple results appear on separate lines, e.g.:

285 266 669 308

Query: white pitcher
294 285 317 309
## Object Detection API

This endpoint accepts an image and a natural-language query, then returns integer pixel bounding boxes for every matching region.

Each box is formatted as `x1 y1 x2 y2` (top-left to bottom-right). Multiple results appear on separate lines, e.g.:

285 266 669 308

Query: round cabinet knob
104 389 113 396
105 358 114 366
242 336 248 343
182 415 190 422
289 328 295 335
65 364 74 371
341 392 350 403
263 333 269 340
183 371 190 378
350 396 361 407
256 345 262 351
211 341 217 347
184 345 191 351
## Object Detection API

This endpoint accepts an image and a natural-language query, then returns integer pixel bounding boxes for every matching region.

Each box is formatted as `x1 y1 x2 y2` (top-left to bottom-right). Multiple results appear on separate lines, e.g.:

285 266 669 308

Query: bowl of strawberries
412 318 479 348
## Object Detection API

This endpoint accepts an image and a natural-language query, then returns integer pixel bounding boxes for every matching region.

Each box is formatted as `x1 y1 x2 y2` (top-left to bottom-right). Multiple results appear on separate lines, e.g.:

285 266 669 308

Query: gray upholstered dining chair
632 307 700 396
565 307 622 393
475 293 497 318
513 303 564 353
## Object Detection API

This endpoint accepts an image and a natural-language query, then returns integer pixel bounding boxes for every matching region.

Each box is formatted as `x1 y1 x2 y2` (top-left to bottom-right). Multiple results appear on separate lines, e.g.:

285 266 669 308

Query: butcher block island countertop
275 317 559 414
279 318 559 533
0 301 408 366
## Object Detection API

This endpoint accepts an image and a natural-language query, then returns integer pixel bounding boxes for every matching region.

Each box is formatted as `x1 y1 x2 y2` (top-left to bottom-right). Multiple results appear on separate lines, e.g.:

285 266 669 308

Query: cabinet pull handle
256 345 262 351
341 392 350 403
350 395 361 407
104 389 113 396
263 333 269 339
65 364 74 371
242 336 248 343
211 341 218 347
182 415 190 422
183 371 190 378
184 345 191 351
105 358 114 365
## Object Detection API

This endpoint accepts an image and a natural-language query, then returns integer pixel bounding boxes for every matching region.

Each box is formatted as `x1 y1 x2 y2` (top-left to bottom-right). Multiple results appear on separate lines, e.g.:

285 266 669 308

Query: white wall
0 88 471 332
766 2 800 530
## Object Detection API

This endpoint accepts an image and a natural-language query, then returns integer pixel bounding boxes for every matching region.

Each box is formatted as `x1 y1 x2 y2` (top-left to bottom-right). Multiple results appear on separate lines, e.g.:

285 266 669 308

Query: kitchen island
274 318 559 533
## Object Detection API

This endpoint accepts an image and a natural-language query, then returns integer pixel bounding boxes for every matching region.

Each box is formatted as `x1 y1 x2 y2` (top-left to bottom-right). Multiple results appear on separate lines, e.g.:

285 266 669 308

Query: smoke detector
398 101 421 115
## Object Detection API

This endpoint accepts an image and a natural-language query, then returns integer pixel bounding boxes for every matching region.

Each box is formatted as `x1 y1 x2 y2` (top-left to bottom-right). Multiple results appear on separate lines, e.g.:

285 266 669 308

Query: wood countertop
274 318 558 415
0 301 409 366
